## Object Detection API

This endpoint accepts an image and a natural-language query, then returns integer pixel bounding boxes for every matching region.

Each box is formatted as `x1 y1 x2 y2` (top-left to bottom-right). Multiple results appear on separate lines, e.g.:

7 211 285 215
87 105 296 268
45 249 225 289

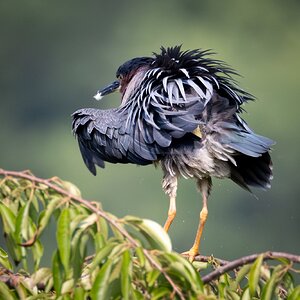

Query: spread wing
72 80 206 174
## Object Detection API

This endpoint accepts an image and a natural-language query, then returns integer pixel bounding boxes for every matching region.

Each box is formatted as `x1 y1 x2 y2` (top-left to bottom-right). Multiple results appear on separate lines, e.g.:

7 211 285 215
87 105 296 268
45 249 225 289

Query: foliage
0 169 299 299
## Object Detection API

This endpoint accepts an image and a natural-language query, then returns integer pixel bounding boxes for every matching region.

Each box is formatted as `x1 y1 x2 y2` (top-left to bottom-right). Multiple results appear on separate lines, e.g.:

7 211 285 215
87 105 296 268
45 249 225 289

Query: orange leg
164 196 176 232
183 178 211 262
162 174 178 232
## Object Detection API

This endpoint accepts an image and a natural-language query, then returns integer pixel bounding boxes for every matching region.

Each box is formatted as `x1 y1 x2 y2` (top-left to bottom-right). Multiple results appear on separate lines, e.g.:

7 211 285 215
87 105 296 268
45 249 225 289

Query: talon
182 249 199 262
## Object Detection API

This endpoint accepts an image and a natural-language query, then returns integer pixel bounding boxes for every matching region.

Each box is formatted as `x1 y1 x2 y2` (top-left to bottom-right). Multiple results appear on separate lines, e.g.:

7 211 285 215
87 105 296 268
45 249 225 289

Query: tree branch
200 251 300 284
0 169 185 300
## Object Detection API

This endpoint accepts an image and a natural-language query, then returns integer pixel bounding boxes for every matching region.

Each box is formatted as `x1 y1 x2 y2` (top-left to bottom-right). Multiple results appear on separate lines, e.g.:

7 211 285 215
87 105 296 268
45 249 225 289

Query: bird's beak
93 80 120 101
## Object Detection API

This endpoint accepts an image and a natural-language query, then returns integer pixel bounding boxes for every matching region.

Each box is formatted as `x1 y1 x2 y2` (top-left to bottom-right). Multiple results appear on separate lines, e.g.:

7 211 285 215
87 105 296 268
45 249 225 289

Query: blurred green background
1 0 299 261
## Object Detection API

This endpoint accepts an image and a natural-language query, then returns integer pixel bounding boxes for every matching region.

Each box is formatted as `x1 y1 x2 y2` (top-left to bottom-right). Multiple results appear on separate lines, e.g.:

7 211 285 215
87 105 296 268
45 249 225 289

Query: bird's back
160 92 273 190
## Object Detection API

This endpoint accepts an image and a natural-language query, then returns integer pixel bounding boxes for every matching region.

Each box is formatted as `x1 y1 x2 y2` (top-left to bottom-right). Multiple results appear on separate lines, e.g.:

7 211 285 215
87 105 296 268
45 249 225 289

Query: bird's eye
117 74 123 80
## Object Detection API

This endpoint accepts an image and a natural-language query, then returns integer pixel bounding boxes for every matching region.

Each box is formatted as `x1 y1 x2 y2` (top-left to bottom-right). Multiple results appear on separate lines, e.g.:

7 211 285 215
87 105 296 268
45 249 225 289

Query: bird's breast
160 143 231 180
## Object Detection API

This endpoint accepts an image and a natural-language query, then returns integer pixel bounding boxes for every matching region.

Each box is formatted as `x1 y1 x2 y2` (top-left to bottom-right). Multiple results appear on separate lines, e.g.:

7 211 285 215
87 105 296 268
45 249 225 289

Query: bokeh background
1 0 299 262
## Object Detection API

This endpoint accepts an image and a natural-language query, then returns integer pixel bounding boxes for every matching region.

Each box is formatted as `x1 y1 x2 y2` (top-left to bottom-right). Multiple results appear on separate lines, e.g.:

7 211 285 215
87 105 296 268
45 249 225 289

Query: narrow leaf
57 208 71 274
135 247 145 267
236 264 252 284
30 267 52 287
0 247 13 270
121 250 131 300
249 254 264 297
5 234 22 264
74 286 86 300
37 196 62 235
90 259 113 300
52 250 64 295
241 287 251 300
0 203 16 234
231 264 251 290
146 269 161 287
88 242 117 272
14 204 29 243
151 287 171 300
0 281 15 300
127 218 172 252
32 240 44 270
261 265 285 300
72 233 88 282
288 286 300 300
61 278 75 294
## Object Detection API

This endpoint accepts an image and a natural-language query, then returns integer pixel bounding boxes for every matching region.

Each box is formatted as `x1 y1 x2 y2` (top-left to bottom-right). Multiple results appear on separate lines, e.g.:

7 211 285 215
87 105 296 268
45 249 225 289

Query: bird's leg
164 195 176 232
162 174 178 232
183 177 212 262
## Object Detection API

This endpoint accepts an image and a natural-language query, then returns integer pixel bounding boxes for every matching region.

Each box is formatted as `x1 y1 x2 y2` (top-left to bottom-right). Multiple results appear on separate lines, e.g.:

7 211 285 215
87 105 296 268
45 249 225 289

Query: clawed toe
181 249 199 262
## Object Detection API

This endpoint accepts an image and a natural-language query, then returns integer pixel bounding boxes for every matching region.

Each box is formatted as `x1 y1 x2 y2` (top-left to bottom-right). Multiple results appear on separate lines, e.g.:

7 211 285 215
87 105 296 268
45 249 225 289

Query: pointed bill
93 80 120 101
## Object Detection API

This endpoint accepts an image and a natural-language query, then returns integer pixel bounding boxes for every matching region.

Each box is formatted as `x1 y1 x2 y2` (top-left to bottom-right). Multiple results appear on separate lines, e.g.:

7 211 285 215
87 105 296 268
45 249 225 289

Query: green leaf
227 290 241 300
88 242 118 272
191 260 208 271
56 208 71 274
90 259 113 300
125 217 172 252
52 250 64 295
261 265 285 300
61 181 81 197
0 247 13 270
241 287 251 300
121 250 131 300
61 278 75 294
162 252 203 292
30 267 52 287
0 203 16 234
248 254 264 297
231 264 251 290
236 264 252 284
135 247 145 267
98 216 109 241
109 243 129 259
72 232 88 282
14 203 30 243
0 281 15 300
288 286 300 300
74 286 86 300
132 289 144 300
5 234 22 264
32 240 44 270
77 213 98 230
146 269 161 287
151 287 171 300
37 196 62 235
93 232 106 253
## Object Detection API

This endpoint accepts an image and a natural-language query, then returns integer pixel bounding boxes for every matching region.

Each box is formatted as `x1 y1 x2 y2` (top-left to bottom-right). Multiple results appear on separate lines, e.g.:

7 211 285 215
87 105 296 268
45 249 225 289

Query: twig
0 268 47 291
0 169 184 300
186 254 230 266
201 251 300 284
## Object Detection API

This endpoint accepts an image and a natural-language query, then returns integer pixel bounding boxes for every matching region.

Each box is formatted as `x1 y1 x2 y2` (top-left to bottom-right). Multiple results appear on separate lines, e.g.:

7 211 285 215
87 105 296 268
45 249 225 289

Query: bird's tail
230 152 273 191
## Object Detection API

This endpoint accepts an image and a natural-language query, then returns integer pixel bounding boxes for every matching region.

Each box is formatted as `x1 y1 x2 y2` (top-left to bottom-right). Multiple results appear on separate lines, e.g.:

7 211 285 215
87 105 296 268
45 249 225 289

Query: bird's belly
161 146 231 180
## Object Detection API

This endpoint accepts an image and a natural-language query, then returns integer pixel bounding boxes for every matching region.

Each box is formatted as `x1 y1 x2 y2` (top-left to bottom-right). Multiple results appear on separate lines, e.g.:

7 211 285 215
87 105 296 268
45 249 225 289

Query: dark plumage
72 46 274 260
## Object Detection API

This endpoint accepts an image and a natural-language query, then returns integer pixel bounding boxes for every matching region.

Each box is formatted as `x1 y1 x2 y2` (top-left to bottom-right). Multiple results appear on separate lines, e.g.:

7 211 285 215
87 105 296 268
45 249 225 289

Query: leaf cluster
0 169 299 299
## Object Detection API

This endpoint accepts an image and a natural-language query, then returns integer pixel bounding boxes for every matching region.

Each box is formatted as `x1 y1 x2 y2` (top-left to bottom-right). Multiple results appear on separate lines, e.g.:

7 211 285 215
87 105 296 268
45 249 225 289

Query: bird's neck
121 66 149 105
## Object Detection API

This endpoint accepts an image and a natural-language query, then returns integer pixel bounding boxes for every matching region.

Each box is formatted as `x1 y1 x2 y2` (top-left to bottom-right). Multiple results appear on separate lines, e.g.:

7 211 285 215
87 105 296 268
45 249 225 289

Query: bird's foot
181 247 199 263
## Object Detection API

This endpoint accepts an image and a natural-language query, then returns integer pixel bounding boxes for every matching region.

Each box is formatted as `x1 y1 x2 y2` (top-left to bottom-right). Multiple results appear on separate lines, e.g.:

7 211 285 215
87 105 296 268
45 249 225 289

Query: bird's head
93 45 200 101
93 56 153 101
93 45 251 106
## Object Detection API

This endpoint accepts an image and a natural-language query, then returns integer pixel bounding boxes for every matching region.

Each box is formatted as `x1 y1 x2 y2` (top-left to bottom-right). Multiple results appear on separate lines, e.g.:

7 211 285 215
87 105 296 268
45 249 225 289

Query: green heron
72 46 274 261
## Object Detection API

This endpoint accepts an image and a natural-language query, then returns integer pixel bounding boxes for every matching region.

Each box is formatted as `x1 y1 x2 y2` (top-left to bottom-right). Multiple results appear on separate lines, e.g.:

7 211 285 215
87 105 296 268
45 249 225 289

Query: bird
72 45 274 261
